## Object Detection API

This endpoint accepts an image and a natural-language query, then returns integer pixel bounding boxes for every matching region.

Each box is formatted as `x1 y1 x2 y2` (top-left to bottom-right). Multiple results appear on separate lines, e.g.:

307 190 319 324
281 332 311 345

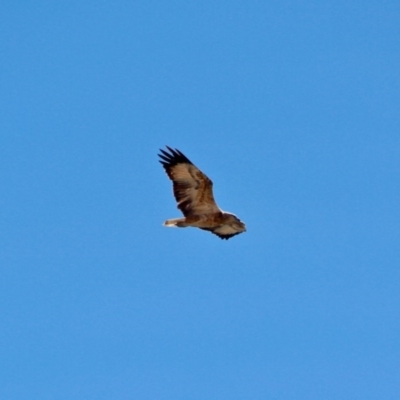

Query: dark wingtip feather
213 231 244 240
200 228 242 240
158 146 193 167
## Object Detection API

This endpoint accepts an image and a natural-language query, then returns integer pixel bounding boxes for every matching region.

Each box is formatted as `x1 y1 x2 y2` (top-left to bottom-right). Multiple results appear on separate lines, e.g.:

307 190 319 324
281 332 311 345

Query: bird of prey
158 146 246 240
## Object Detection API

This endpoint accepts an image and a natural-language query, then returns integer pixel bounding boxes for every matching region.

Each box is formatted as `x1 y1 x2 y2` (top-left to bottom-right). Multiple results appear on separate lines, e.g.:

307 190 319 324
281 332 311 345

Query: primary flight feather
158 146 246 240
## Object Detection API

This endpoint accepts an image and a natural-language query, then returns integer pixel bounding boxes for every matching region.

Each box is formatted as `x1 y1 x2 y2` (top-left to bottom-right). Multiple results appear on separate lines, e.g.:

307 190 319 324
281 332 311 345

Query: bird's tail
163 218 185 227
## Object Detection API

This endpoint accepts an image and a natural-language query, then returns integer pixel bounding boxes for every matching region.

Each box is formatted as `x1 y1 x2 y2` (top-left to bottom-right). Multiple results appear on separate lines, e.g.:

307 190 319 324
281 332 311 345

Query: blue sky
1 1 400 399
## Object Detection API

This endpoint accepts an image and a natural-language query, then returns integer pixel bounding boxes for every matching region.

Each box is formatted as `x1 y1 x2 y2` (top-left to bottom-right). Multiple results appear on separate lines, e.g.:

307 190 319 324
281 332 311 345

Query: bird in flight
158 146 246 240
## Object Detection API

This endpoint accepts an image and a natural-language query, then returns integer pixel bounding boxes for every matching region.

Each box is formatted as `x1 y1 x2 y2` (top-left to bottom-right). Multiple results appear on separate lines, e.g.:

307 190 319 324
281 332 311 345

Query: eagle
158 146 246 240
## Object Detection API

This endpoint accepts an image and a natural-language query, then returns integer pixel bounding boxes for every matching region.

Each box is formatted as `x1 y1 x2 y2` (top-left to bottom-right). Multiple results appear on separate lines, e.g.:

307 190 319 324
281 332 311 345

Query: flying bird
158 146 246 240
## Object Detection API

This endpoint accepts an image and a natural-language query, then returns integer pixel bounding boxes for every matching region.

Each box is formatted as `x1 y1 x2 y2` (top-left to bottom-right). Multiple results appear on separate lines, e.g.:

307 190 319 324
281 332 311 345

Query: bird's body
158 146 246 240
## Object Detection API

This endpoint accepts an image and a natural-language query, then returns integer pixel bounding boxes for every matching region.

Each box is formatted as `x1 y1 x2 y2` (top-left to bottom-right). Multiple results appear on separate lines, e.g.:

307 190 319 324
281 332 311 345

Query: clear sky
1 1 400 399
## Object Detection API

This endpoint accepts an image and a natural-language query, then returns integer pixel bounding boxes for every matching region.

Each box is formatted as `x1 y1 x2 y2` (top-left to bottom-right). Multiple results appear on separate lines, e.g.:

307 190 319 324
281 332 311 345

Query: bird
158 146 246 240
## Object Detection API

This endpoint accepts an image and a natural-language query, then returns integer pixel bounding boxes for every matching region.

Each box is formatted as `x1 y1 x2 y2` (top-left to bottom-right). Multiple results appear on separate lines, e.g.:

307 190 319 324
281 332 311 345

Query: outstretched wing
200 224 245 240
158 146 220 216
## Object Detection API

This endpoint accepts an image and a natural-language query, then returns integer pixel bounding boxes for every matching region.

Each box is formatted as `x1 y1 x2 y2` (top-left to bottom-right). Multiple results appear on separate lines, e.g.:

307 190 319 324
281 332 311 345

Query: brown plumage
158 146 246 240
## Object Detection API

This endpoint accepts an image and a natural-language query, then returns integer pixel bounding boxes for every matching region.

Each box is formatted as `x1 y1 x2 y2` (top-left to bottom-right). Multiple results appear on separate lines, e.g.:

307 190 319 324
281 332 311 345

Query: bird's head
223 212 246 231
